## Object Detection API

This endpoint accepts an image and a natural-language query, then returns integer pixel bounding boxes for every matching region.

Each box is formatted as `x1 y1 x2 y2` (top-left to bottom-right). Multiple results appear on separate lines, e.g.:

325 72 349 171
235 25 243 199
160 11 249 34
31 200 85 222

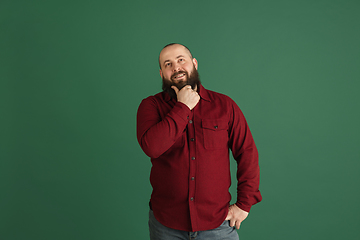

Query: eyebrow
163 55 186 65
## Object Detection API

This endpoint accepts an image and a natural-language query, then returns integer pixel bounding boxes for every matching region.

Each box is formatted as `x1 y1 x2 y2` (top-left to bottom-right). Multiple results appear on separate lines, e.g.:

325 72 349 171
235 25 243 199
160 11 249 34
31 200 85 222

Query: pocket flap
202 119 228 131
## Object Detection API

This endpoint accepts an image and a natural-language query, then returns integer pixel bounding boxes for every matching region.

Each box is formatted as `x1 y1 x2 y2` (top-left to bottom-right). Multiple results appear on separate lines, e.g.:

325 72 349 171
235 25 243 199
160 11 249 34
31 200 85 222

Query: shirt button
214 125 218 129
191 157 195 160
191 177 195 181
189 120 193 124
190 197 194 201
190 138 195 142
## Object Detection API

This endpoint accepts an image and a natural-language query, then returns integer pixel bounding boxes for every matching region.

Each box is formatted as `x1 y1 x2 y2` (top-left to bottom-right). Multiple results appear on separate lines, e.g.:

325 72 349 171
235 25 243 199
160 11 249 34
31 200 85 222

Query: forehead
159 45 192 63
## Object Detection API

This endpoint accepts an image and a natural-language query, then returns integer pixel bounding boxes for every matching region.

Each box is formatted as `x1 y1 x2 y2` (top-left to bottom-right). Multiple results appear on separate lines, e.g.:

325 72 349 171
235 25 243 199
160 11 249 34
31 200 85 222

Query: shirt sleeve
228 100 262 212
137 96 191 158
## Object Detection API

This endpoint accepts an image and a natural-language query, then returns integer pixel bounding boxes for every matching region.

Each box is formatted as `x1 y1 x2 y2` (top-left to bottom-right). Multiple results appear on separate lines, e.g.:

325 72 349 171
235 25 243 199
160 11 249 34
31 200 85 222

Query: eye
165 62 171 67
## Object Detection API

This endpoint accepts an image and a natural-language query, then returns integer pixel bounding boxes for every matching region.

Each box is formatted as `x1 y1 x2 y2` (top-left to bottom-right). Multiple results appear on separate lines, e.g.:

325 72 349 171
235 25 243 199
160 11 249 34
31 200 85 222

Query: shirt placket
187 110 197 230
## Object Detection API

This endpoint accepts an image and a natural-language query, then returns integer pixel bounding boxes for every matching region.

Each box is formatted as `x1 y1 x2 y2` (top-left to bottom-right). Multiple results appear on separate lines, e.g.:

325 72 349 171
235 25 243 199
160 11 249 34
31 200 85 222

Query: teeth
175 73 185 79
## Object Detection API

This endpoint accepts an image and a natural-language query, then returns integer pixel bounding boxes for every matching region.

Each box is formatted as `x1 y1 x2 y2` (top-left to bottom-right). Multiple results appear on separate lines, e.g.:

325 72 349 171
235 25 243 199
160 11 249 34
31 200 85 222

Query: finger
171 86 179 94
236 221 241 230
181 85 192 91
230 219 236 228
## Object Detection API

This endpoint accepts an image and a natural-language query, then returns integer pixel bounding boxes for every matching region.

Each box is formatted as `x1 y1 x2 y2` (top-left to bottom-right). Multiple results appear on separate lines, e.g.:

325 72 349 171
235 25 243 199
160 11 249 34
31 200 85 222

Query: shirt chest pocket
201 119 228 149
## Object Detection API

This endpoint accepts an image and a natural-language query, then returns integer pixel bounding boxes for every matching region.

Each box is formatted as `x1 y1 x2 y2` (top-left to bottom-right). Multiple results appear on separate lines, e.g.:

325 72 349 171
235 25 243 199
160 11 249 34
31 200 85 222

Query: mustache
171 71 188 80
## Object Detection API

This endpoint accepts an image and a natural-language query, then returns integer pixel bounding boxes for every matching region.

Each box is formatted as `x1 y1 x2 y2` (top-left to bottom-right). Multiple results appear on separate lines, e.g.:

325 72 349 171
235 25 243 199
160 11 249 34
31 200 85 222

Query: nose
172 62 181 72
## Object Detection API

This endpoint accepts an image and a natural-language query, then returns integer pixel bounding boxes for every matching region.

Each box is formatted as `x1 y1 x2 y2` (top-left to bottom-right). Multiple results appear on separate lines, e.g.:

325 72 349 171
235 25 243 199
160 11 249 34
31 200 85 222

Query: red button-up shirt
137 84 262 232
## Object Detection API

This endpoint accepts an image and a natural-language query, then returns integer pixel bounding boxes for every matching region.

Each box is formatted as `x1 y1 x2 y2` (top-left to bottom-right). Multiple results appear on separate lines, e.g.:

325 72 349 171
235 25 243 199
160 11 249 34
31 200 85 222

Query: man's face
159 44 198 90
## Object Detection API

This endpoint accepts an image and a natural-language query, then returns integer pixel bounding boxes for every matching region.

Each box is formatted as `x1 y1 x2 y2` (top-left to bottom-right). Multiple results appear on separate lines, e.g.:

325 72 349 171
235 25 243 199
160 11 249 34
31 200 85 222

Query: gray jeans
149 210 239 240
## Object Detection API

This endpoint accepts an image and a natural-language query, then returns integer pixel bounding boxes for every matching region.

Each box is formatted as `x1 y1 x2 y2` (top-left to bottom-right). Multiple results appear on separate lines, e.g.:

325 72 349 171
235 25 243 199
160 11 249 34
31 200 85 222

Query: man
137 43 262 240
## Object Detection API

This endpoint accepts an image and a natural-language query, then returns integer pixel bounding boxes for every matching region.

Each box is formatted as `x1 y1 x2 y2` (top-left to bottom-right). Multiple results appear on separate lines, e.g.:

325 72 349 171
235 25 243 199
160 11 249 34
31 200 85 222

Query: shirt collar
198 84 211 102
163 84 211 102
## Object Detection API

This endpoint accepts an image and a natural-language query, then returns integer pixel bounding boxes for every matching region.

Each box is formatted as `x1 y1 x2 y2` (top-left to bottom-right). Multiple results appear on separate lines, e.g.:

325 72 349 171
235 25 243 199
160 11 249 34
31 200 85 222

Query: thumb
225 210 232 221
171 86 179 95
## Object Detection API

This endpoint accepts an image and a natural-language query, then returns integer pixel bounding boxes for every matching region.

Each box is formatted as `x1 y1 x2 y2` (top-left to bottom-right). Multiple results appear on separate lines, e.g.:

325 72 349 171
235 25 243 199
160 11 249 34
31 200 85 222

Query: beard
162 66 201 99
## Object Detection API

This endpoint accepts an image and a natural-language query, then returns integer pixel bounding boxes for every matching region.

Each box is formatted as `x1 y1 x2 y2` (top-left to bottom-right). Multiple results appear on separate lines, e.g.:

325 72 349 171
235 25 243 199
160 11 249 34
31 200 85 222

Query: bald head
159 43 193 69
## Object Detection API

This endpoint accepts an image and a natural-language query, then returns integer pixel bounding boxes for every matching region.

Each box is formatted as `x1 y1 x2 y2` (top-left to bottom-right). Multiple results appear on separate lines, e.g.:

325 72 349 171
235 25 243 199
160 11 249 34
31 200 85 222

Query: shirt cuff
235 202 251 213
172 102 191 121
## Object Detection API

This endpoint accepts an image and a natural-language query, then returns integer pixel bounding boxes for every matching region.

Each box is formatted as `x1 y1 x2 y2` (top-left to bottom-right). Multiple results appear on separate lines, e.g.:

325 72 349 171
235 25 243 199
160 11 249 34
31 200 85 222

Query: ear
159 69 162 78
192 58 198 70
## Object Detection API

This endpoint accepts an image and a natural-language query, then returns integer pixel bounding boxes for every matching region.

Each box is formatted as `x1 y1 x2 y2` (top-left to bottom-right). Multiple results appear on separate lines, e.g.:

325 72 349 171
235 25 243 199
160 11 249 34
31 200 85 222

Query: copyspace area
1 0 359 239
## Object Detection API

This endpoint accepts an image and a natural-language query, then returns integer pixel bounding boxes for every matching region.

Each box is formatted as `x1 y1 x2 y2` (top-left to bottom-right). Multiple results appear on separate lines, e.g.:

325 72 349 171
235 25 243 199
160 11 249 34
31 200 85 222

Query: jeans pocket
220 220 232 228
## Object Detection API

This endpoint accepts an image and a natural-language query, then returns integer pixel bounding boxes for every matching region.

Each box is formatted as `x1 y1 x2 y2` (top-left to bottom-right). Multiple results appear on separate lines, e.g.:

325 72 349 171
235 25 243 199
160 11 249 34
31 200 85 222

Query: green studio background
1 0 359 239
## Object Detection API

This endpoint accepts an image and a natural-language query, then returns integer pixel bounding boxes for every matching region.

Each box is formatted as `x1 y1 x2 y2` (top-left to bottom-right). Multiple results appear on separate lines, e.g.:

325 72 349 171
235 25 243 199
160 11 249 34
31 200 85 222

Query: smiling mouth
172 73 186 80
